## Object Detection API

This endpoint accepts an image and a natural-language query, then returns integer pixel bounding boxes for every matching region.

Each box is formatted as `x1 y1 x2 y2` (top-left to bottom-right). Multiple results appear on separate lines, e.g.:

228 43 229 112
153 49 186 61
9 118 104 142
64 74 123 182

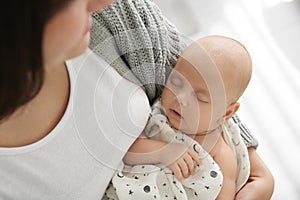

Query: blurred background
153 0 300 199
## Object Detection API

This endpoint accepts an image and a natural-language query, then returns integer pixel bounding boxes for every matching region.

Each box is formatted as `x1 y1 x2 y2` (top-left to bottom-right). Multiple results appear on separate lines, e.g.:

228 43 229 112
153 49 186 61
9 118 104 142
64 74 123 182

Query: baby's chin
169 120 198 135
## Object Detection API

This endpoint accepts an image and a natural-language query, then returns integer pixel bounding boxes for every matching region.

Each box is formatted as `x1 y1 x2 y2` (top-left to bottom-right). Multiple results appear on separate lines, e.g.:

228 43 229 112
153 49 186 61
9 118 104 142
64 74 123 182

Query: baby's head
161 35 252 135
196 35 252 105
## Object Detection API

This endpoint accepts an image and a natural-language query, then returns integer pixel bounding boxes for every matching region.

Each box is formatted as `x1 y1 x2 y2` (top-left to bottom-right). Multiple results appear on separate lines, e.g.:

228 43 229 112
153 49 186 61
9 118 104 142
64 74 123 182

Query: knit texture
232 114 258 149
90 0 185 102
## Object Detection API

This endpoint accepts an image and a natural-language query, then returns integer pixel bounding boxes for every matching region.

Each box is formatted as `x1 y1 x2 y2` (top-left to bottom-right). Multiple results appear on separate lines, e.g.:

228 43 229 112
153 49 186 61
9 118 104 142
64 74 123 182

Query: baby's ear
224 102 240 120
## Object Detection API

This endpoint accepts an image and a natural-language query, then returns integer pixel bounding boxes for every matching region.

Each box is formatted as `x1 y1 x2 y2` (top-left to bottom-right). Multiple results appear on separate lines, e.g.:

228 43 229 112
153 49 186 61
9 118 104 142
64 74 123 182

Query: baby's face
161 57 227 135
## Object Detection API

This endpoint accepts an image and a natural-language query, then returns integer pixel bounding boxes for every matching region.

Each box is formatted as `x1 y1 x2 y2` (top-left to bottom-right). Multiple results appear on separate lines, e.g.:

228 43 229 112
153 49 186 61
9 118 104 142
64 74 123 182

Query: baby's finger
183 155 195 175
188 149 202 166
171 164 184 182
178 159 189 178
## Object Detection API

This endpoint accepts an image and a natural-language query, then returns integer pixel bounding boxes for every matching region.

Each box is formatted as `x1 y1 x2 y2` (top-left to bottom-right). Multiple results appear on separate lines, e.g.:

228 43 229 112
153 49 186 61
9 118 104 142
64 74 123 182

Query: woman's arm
235 148 275 200
232 115 274 199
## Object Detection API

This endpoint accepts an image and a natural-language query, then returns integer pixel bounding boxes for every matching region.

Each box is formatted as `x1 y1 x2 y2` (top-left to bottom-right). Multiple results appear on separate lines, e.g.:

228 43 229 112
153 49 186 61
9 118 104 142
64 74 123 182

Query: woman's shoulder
68 48 151 140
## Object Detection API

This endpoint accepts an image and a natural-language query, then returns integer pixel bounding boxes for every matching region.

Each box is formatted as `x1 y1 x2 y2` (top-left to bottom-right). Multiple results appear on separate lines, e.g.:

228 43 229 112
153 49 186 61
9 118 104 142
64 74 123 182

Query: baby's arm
123 137 202 181
123 137 166 165
235 148 274 200
211 136 237 200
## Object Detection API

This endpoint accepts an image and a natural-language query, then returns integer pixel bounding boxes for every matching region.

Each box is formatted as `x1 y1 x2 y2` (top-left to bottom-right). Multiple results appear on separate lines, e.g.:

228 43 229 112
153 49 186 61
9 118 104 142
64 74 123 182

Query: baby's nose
177 93 188 106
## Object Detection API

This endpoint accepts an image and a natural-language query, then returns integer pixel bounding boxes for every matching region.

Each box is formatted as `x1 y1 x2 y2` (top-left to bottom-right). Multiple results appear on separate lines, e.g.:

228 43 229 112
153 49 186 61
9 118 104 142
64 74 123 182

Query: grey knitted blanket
90 0 185 103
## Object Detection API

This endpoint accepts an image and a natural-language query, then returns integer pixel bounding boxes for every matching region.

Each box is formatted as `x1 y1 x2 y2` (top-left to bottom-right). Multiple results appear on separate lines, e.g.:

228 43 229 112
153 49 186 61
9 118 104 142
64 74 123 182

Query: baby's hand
159 143 201 182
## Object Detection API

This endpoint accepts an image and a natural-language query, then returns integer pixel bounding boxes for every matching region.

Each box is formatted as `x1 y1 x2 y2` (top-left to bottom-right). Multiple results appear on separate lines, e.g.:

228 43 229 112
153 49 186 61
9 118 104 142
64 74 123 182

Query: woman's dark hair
0 0 73 121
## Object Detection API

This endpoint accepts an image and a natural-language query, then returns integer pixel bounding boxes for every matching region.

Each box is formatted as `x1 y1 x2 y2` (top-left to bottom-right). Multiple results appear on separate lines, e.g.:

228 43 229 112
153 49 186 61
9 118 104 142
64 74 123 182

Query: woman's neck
0 63 70 147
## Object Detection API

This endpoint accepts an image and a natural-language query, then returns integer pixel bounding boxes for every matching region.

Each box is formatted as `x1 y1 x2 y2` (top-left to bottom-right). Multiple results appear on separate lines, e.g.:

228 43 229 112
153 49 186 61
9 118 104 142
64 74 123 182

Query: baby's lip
169 109 183 120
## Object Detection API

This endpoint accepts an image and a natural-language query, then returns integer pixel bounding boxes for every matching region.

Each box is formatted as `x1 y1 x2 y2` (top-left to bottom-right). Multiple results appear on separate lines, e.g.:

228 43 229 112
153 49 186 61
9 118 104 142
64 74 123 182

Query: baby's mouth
169 109 182 121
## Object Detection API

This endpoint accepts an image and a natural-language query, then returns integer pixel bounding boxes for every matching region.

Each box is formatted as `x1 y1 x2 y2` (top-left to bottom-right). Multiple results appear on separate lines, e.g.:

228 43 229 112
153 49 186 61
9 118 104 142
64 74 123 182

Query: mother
0 0 151 199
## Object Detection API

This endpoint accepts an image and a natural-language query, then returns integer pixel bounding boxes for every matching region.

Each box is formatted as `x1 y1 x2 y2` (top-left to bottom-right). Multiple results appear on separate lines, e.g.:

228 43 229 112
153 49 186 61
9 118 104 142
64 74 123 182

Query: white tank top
0 49 151 199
